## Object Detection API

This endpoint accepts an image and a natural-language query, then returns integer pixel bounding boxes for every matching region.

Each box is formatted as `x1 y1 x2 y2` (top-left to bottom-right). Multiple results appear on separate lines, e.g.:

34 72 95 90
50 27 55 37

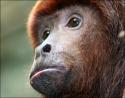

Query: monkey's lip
29 66 67 95
30 65 66 80
30 68 61 81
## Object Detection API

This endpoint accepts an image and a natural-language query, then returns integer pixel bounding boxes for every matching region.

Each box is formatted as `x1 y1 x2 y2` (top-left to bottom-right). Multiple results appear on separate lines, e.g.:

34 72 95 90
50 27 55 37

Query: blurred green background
1 0 41 97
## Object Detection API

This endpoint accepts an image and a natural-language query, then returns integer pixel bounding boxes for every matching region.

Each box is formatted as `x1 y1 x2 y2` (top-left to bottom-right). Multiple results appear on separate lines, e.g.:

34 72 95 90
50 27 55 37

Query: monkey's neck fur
44 47 125 98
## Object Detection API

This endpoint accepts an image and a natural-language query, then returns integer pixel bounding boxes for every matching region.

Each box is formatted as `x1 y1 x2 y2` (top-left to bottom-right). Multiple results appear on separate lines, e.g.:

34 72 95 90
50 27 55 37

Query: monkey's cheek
30 69 66 96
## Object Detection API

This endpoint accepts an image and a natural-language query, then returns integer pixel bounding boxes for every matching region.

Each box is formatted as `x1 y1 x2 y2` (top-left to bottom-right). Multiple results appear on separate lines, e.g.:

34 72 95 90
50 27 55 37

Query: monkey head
27 0 125 98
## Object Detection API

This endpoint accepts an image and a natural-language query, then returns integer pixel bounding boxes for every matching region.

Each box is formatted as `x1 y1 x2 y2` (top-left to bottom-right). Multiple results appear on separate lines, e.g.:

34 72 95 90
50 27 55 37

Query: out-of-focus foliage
1 1 40 97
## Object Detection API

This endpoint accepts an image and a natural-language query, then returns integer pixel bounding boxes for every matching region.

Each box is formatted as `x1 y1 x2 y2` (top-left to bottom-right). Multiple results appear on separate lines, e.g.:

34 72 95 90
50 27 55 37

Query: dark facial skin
29 5 125 98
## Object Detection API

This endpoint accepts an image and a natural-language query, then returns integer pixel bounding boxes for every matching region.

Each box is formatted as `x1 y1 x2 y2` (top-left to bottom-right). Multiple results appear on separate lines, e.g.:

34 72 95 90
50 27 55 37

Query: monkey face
29 6 109 97
28 0 125 97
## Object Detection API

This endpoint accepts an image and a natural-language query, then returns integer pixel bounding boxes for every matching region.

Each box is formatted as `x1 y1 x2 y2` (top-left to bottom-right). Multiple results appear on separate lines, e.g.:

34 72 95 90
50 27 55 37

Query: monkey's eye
42 29 50 40
66 15 82 28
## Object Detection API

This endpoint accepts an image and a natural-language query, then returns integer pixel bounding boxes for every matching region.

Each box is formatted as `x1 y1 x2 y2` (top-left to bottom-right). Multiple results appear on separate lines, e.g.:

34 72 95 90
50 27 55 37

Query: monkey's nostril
42 44 51 53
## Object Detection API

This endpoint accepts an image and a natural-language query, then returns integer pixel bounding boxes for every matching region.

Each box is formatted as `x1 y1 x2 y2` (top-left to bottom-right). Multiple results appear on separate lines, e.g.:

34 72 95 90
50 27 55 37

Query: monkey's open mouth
29 66 67 96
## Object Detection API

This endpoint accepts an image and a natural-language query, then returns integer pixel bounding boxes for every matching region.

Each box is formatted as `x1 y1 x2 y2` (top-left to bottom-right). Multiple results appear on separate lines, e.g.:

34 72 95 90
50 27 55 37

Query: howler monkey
27 0 125 98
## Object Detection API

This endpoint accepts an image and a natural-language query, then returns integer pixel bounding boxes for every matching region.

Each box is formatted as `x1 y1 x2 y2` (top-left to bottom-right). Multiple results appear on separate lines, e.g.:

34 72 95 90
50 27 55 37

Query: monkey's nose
42 44 51 53
34 44 51 60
